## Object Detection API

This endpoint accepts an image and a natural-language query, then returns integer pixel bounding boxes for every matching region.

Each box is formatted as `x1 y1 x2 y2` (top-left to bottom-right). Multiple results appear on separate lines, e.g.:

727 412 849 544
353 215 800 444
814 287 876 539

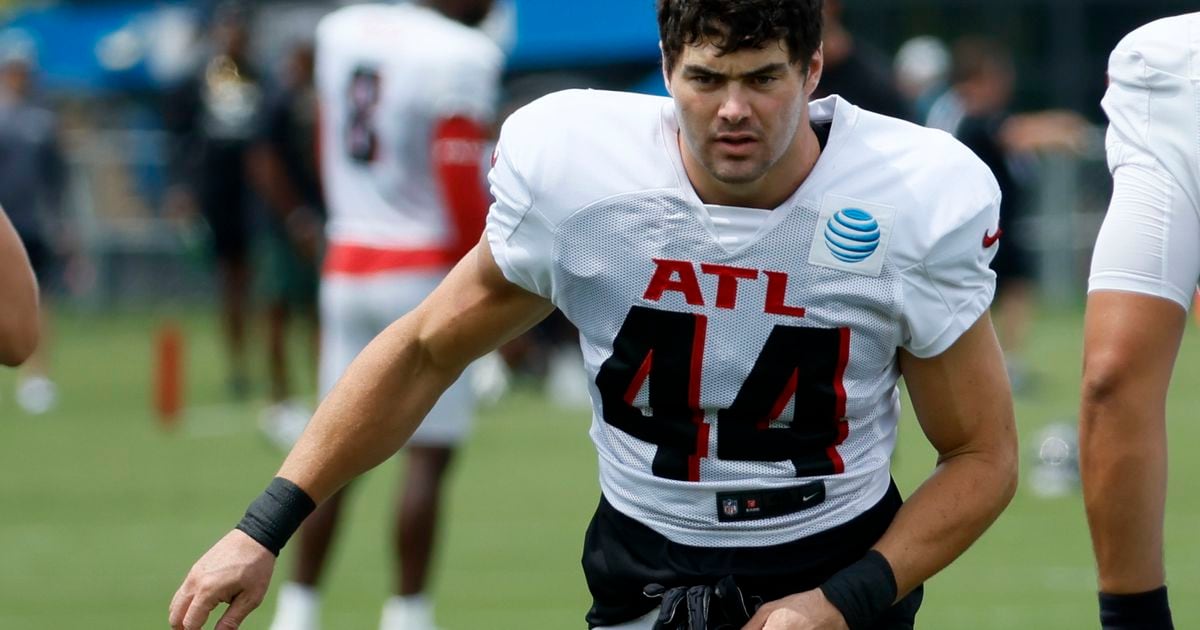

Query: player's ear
660 42 673 96
803 45 824 96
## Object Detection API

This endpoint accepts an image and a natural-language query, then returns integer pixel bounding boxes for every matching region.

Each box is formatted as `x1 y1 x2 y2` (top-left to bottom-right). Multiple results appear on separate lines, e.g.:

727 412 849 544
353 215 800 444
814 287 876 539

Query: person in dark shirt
248 42 324 444
164 2 265 399
937 37 1087 392
0 34 64 412
812 0 911 121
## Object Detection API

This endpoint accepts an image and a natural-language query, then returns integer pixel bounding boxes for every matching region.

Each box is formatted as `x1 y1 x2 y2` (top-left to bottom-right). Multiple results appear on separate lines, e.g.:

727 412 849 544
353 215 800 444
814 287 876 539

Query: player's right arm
168 237 554 630
0 205 39 366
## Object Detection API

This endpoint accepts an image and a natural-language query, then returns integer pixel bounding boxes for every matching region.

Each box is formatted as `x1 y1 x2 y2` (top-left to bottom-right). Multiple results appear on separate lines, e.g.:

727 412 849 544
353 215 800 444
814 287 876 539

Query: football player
262 2 503 630
170 2 1018 629
1080 12 1200 630
163 2 264 400
247 41 324 440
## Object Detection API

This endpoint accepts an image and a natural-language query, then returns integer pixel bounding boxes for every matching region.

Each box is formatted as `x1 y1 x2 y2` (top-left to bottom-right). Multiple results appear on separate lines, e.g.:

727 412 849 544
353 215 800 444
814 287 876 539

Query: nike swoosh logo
802 492 821 502
983 228 1003 248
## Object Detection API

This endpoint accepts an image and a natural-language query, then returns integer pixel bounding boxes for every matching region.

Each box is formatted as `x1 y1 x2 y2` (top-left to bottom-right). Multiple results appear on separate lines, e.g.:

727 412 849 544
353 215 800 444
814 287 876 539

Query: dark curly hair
657 0 824 74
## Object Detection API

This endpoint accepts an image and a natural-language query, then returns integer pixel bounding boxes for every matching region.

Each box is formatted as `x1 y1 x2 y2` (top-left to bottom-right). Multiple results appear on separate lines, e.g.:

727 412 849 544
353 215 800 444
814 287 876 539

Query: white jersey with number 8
316 2 502 252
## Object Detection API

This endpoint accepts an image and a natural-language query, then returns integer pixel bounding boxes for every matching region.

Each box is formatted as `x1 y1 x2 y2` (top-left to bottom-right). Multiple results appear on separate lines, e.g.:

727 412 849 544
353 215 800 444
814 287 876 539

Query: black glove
644 577 761 630
644 583 702 629
712 575 761 628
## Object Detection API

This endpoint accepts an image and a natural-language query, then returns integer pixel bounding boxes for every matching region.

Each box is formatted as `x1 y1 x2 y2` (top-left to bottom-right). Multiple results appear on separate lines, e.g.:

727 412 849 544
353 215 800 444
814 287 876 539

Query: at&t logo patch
824 208 881 262
809 194 896 277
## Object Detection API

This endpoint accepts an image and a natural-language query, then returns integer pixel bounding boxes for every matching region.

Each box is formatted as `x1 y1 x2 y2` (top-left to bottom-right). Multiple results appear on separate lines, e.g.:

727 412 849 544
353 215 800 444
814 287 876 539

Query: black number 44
595 305 850 482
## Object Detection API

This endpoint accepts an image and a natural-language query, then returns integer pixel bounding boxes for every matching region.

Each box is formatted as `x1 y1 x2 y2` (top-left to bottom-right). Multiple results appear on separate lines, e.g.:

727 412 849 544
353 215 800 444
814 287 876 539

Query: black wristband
1099 586 1174 629
234 477 317 556
819 550 899 630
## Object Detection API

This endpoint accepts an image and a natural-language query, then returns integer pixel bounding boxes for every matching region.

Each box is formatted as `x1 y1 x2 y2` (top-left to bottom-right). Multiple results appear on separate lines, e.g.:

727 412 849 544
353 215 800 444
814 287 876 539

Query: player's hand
741 589 849 630
169 529 276 630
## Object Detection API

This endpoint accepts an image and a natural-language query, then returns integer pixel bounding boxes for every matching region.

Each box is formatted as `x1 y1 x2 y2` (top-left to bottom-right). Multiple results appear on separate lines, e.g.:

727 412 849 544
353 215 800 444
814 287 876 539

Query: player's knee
1080 351 1131 414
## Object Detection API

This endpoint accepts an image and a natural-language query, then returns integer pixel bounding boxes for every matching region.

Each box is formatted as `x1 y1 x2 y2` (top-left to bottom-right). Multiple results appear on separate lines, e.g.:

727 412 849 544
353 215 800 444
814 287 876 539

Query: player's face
668 39 821 187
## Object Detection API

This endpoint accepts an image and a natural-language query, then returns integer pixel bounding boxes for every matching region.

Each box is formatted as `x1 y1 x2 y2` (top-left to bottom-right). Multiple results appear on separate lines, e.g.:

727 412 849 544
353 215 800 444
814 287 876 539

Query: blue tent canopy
508 0 660 70
2 2 181 93
4 0 665 93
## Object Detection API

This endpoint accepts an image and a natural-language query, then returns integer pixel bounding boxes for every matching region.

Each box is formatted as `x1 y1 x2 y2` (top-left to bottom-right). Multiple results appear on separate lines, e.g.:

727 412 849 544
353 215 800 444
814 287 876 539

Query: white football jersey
487 90 1001 547
315 3 503 250
1090 12 1200 308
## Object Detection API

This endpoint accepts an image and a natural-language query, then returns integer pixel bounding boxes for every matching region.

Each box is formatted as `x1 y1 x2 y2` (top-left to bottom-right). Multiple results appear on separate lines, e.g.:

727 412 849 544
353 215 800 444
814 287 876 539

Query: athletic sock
269 582 320 630
380 593 437 630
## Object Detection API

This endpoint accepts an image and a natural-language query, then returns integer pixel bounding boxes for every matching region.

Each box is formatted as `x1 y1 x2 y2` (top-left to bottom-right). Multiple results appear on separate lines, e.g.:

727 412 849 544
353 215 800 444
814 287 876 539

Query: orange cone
155 322 184 429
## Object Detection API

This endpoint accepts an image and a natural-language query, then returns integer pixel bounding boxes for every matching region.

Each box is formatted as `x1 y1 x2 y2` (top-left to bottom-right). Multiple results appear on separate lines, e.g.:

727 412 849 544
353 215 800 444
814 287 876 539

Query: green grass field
2 306 1199 629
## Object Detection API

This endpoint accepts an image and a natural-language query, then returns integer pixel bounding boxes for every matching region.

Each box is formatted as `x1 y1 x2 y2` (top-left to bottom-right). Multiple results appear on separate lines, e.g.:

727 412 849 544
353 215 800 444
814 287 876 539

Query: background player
1080 12 1200 629
163 2 265 400
248 41 325 444
266 2 503 630
171 1 1017 628
927 36 1088 394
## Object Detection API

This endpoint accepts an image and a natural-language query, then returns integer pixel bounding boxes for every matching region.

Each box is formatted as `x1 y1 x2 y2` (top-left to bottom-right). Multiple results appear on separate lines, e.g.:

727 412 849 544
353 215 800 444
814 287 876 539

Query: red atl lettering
699 264 759 310
764 271 807 317
643 260 808 318
644 259 705 305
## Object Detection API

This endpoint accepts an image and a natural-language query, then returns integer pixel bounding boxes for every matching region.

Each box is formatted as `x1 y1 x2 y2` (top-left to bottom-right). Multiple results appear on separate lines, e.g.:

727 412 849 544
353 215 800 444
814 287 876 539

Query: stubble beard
706 148 773 186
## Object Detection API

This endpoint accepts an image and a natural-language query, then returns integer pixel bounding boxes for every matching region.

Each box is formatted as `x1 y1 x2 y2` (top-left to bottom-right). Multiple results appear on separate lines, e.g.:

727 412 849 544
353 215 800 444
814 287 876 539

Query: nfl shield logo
721 498 740 517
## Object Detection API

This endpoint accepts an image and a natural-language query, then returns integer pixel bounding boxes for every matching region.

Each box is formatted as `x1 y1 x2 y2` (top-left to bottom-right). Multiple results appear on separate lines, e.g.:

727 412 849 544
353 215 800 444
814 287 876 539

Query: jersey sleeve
485 122 557 299
899 189 1001 358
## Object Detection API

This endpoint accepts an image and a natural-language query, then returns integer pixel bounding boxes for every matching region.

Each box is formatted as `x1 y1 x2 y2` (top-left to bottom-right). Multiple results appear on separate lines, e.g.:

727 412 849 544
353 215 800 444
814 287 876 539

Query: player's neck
680 123 822 210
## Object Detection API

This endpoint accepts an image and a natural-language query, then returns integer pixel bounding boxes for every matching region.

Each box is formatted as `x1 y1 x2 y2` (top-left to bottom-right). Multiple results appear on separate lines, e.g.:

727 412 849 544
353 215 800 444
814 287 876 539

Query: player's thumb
214 591 263 630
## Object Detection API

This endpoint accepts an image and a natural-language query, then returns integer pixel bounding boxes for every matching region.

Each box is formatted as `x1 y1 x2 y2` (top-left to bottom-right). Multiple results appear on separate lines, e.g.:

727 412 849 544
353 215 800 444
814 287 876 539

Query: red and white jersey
1090 12 1200 308
486 90 1001 547
315 3 502 264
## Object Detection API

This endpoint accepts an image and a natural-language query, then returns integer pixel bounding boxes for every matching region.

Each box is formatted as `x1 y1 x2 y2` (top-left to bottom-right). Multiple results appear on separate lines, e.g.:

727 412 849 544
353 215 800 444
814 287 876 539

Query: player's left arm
746 314 1017 630
879 311 1018 593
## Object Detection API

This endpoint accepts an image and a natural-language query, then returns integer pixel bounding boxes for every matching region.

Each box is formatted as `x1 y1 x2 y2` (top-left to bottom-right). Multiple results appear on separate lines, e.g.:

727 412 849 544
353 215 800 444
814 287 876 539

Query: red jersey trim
323 242 452 276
